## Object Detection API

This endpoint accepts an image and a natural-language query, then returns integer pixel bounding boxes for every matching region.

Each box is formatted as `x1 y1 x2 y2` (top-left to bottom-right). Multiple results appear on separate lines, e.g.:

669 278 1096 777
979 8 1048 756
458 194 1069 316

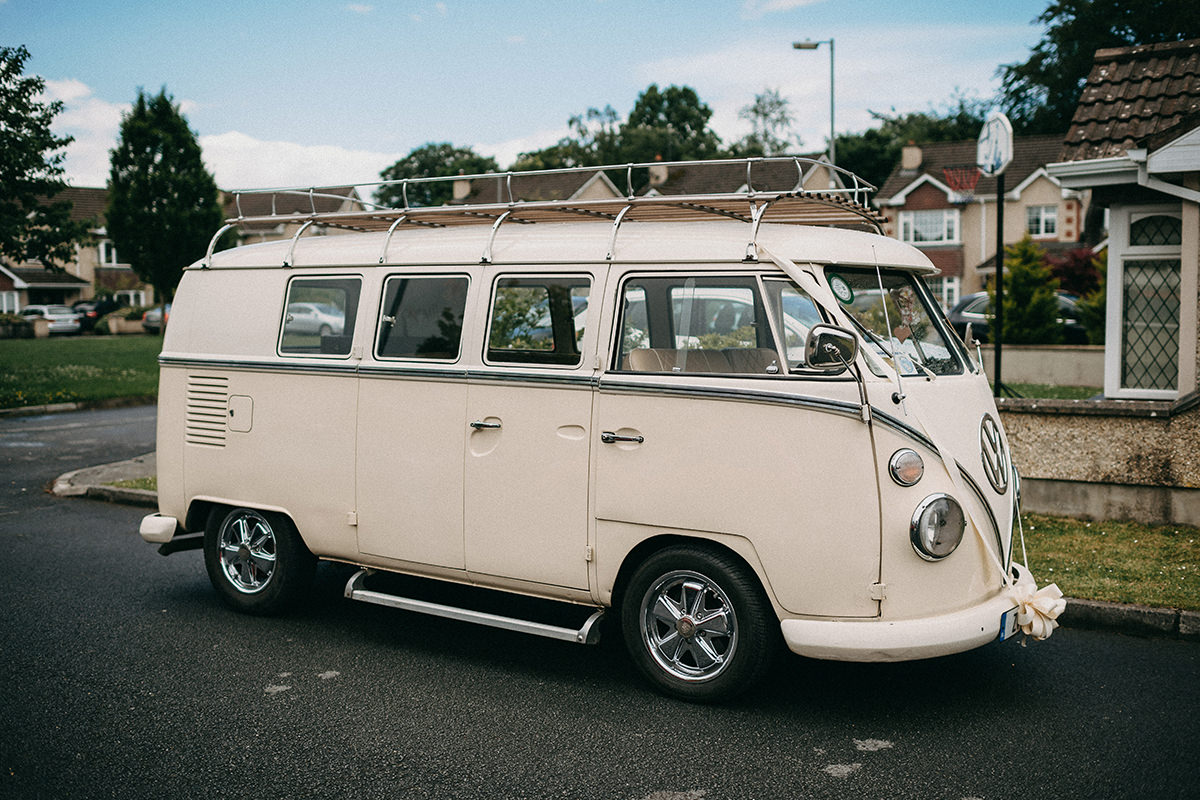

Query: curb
0 395 156 419
1060 597 1199 641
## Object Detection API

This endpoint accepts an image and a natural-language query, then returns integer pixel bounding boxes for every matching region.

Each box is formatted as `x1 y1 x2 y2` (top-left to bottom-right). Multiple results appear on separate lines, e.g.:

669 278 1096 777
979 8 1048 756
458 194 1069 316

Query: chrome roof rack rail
208 158 884 266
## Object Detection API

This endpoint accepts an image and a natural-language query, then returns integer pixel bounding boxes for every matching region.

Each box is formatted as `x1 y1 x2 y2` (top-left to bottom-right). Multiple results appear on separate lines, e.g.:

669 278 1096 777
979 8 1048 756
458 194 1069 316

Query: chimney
648 155 668 188
901 142 922 171
452 171 471 202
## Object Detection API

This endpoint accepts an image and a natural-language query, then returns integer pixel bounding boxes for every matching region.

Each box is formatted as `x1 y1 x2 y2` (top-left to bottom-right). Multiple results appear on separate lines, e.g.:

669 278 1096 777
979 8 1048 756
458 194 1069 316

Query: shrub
991 236 1062 344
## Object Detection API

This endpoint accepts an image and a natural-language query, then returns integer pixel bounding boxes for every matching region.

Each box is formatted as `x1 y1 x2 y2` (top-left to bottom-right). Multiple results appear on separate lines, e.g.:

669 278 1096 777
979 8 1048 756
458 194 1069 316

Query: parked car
21 304 82 335
142 304 171 335
947 290 1088 344
72 300 100 333
283 302 344 336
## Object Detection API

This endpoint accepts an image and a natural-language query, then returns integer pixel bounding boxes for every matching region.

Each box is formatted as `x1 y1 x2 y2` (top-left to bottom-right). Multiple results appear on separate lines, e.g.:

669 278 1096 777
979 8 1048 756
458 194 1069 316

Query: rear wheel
621 545 775 702
203 507 316 615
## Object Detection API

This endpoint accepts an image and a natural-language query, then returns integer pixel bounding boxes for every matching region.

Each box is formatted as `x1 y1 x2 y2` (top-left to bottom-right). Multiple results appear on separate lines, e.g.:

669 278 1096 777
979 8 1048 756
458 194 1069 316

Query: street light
793 38 835 186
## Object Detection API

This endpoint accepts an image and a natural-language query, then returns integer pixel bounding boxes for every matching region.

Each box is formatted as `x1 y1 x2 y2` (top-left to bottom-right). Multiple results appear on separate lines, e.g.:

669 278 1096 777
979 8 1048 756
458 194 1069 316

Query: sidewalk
56 453 1199 643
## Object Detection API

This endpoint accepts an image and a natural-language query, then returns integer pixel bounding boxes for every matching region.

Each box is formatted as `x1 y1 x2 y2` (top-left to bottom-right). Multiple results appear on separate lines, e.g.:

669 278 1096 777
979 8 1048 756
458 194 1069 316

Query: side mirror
805 324 859 373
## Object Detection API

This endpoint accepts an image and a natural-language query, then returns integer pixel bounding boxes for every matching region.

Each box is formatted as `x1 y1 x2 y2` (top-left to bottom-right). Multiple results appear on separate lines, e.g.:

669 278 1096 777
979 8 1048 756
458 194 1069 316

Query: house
450 169 622 205
0 186 152 312
223 185 363 245
876 136 1091 309
639 153 844 197
1048 37 1200 402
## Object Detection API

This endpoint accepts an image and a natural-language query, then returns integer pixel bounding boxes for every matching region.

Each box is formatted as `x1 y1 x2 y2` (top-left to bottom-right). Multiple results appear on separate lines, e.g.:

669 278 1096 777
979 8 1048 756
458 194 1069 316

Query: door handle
470 420 501 430
601 431 643 444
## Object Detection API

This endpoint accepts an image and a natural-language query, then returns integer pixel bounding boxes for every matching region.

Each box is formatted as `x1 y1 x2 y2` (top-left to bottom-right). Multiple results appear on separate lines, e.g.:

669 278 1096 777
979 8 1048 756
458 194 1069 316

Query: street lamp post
793 38 835 186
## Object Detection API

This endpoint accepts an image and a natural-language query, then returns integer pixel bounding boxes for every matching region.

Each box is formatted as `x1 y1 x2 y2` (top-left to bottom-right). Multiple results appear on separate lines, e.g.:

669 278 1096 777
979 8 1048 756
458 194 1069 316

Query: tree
0 45 91 268
835 93 989 190
512 106 622 171
998 0 1200 135
992 236 1062 344
732 88 796 157
107 88 223 304
376 143 498 208
620 84 723 163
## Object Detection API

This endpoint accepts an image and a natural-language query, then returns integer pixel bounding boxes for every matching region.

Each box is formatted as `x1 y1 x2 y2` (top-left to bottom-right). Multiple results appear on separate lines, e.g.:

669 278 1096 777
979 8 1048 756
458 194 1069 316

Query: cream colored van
140 159 1048 701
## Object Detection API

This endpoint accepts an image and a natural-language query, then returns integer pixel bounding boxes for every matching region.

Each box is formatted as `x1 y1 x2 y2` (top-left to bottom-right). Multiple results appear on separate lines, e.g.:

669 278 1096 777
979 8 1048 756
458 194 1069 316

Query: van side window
486 276 590 366
763 279 824 368
279 277 361 357
376 276 469 360
615 276 785 375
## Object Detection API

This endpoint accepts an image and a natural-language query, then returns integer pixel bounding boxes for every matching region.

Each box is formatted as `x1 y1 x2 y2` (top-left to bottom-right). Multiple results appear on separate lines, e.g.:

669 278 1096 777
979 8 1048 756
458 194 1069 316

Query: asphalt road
1 406 1198 799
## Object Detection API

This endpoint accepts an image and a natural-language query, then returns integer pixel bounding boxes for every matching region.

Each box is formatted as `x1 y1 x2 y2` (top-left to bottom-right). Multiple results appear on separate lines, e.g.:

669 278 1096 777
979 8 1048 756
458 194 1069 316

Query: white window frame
898 209 960 245
0 291 18 313
1026 205 1058 238
926 276 961 311
115 290 146 307
98 240 120 265
1104 204 1187 400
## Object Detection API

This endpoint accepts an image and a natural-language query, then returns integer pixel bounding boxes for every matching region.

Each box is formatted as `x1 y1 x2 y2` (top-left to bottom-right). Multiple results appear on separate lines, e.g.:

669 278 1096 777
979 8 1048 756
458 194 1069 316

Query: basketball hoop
943 164 981 203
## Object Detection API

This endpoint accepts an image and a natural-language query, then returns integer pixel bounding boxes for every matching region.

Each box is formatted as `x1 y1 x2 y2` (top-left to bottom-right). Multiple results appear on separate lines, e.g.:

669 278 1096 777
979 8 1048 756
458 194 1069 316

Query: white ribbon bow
1011 581 1067 641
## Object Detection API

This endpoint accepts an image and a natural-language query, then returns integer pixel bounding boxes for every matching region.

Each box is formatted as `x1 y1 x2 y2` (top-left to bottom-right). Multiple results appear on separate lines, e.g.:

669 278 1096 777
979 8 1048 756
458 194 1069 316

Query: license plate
998 607 1019 642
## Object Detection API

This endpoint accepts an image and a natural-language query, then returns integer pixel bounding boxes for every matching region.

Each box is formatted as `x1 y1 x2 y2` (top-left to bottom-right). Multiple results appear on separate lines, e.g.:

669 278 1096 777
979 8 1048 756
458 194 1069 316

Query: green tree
1075 248 1107 344
993 236 1062 344
512 106 622 171
620 84 723 163
376 143 498 208
107 88 223 305
998 0 1200 135
835 93 989 189
0 45 91 268
731 88 796 157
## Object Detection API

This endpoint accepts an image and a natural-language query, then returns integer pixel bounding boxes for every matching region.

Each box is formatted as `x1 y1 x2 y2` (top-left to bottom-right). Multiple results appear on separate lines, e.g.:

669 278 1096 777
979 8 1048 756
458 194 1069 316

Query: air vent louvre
186 374 229 447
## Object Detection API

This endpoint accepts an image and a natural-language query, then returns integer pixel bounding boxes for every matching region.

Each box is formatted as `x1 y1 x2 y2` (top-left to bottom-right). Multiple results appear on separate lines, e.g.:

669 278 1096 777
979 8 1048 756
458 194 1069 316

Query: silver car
284 302 345 336
21 304 82 334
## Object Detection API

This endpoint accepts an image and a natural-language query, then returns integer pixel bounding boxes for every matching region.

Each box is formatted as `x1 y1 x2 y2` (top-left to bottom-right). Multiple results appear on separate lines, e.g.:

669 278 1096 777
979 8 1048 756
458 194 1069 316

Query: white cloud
740 0 825 19
636 25 1019 154
43 80 126 187
199 130 400 190
346 3 373 13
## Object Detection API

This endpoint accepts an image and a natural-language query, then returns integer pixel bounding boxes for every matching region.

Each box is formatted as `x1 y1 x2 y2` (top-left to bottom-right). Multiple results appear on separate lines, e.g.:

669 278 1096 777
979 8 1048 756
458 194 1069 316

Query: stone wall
999 393 1200 524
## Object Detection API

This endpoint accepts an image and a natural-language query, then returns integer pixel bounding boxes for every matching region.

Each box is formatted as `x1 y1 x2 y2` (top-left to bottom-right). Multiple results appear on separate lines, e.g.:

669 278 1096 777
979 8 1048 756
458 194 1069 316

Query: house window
899 209 959 244
0 291 18 313
926 276 961 310
99 240 120 265
115 290 146 307
1026 205 1058 237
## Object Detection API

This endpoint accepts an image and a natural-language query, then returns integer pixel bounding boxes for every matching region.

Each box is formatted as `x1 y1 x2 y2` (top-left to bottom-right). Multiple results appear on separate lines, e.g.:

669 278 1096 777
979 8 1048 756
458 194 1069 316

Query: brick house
0 186 152 312
875 136 1091 309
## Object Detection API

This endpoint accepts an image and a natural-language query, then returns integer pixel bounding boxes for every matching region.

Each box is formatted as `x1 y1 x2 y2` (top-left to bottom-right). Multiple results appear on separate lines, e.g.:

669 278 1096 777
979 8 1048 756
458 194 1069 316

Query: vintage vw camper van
140 159 1050 701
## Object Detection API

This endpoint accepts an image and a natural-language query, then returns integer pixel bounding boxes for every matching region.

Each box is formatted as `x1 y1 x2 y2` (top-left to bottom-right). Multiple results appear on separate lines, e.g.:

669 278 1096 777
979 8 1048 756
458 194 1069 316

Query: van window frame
373 272 472 363
607 271 832 378
482 272 593 369
276 274 363 360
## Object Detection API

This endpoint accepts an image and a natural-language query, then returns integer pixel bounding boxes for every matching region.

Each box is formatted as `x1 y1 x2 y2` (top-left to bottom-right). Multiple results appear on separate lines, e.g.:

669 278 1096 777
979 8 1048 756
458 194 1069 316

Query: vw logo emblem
979 415 1009 494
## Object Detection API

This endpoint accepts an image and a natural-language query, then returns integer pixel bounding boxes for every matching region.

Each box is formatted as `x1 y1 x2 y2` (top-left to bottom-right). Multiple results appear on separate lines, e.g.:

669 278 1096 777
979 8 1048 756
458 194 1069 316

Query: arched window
1129 214 1182 247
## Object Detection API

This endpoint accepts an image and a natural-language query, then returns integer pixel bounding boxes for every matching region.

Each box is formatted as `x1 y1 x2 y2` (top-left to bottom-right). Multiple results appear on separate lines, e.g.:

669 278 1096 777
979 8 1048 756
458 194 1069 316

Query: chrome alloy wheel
217 509 278 594
640 570 738 682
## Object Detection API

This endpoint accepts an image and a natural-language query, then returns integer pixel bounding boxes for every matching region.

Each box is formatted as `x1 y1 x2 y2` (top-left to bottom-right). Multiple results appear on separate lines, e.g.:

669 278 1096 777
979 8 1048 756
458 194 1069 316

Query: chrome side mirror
805 324 859 373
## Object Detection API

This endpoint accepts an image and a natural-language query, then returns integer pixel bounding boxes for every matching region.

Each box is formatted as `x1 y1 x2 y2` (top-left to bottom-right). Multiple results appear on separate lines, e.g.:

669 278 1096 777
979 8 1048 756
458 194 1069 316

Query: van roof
206 220 934 273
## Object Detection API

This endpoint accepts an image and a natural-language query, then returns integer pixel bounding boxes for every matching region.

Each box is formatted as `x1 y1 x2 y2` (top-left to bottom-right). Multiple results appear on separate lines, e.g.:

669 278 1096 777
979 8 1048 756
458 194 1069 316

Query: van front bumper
780 563 1036 662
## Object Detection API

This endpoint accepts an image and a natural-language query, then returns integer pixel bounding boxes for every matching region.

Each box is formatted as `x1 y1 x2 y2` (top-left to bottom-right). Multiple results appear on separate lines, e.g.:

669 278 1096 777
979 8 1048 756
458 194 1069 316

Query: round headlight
888 449 924 486
910 494 966 561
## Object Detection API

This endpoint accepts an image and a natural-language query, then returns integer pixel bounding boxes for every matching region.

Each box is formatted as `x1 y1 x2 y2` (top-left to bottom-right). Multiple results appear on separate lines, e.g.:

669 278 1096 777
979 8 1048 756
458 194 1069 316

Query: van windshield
825 268 965 377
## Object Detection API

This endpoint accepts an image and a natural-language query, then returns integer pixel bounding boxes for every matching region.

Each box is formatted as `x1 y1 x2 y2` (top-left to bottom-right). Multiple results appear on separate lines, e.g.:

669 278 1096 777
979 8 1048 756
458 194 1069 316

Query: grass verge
1001 383 1102 400
107 477 157 492
0 336 161 409
1021 513 1200 610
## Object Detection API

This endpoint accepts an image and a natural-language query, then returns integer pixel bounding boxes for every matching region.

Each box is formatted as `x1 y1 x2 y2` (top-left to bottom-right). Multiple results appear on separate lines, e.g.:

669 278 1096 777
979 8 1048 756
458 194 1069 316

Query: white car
284 302 345 336
21 304 82 334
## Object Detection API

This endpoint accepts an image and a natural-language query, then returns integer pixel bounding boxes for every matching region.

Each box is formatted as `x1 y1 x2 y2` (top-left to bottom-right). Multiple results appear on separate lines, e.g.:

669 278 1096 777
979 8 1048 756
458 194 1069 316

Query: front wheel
621 545 776 702
203 507 316 615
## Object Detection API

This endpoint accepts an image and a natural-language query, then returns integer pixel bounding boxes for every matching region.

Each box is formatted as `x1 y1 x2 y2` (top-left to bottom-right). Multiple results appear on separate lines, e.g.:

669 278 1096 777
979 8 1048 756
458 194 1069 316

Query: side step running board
343 569 605 645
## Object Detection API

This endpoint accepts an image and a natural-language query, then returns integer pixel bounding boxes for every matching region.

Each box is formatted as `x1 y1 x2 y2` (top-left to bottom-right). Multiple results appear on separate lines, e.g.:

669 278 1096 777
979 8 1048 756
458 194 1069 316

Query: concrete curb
0 395 156 419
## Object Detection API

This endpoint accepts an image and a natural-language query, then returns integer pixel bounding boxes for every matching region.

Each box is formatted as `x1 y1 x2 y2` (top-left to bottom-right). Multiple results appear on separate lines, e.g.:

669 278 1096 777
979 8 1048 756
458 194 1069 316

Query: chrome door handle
470 420 501 430
601 431 643 444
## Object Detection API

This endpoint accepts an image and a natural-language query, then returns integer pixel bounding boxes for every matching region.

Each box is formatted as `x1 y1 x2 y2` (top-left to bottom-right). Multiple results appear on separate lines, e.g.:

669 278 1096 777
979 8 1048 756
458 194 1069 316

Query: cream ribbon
756 243 1066 641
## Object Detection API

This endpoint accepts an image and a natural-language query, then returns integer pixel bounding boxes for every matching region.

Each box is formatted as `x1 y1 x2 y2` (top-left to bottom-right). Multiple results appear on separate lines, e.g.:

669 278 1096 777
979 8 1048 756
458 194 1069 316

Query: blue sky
6 0 1051 190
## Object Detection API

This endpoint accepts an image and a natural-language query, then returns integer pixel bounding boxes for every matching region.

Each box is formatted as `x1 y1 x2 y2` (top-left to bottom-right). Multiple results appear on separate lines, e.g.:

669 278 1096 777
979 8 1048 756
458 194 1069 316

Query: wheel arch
608 532 779 619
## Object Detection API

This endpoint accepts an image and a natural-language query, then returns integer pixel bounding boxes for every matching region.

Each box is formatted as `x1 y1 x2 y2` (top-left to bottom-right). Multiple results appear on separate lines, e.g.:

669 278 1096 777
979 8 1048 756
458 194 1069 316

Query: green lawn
0 335 161 409
1021 513 1200 610
1001 382 1102 400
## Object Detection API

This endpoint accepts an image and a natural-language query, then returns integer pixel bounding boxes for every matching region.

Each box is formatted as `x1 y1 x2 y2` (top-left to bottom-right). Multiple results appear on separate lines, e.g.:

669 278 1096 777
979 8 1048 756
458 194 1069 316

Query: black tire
621 544 775 702
203 506 316 616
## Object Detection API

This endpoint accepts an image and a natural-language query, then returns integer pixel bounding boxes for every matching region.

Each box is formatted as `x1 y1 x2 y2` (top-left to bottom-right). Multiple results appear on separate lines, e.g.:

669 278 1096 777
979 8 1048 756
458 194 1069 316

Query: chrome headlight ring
910 494 966 561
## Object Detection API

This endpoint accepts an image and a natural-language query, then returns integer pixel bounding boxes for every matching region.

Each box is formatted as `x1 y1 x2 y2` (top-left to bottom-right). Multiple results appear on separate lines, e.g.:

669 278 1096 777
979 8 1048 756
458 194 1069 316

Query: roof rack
207 157 886 267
